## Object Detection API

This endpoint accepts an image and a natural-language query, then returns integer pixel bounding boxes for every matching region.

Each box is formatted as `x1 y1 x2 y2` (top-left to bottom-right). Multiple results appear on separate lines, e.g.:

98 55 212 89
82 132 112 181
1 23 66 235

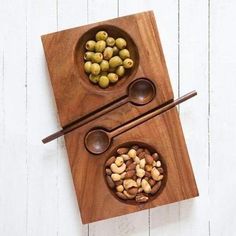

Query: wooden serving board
41 11 198 224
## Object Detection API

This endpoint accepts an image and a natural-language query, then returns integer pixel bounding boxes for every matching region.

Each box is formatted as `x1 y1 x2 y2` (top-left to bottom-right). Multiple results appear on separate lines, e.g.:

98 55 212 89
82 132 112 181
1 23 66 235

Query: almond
126 162 136 171
145 154 153 165
150 181 162 195
105 156 115 167
127 187 138 195
116 192 127 200
117 147 129 155
105 168 112 175
106 175 115 188
125 170 136 179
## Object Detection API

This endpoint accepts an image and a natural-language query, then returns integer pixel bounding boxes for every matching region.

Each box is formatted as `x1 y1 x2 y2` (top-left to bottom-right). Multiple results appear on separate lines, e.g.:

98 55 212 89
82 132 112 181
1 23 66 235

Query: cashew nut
151 167 160 181
111 173 121 181
120 172 126 179
134 156 140 164
111 163 126 174
139 158 146 169
123 179 138 190
123 190 136 199
141 179 151 193
136 168 145 178
128 149 136 158
115 156 124 167
116 185 124 192
121 154 130 161
136 178 142 187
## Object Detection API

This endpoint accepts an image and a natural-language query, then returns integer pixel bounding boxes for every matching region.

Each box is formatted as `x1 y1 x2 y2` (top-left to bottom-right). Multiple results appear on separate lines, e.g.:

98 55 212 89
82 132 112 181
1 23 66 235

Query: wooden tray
41 11 198 224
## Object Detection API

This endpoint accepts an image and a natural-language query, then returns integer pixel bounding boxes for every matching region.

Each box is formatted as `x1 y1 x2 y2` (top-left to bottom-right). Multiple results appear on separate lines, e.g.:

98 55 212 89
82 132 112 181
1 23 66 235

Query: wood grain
42 11 198 224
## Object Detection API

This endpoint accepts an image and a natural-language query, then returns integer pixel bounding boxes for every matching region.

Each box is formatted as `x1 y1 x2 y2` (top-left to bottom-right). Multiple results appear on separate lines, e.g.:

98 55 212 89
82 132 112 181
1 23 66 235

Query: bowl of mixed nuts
104 142 166 204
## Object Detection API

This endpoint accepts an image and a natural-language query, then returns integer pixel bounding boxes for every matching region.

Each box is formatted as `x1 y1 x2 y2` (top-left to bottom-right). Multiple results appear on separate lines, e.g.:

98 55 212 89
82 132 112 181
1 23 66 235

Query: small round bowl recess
104 141 167 205
74 25 139 92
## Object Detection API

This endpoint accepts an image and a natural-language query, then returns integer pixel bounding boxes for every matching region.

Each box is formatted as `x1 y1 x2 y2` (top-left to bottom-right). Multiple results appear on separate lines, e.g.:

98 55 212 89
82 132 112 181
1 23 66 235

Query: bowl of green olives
74 25 139 90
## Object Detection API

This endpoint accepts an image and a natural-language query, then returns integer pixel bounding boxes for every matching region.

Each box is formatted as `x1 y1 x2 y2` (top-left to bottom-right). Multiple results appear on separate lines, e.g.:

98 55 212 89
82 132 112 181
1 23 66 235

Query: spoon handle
42 95 129 144
110 91 197 138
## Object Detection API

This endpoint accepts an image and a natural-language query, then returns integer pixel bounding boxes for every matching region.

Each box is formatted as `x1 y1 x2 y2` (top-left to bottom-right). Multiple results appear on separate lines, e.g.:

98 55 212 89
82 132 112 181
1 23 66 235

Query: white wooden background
0 0 235 235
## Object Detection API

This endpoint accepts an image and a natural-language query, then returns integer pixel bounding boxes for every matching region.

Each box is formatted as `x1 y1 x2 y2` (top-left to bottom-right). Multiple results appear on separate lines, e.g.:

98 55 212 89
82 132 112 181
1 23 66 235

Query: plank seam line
208 0 211 236
25 1 29 235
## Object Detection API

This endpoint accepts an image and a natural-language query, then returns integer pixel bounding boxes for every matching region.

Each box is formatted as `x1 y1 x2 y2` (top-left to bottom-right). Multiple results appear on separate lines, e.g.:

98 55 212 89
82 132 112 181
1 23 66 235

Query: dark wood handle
42 95 129 144
110 91 197 138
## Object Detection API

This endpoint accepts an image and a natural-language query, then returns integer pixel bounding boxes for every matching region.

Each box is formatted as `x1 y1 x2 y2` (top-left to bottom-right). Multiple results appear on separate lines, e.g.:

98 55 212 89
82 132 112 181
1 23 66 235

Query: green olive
92 52 103 63
109 56 123 68
103 47 113 60
90 63 101 75
108 73 118 83
95 31 108 41
100 60 109 72
99 76 109 88
89 74 100 84
85 40 96 51
116 66 125 77
115 38 127 49
112 46 119 56
106 37 115 46
84 52 94 61
123 58 134 69
119 49 130 60
95 40 106 52
84 61 92 74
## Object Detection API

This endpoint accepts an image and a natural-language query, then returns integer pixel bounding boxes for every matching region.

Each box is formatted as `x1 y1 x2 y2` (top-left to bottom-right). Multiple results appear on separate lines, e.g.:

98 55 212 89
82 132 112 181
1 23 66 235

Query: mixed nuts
105 145 164 203
83 30 134 88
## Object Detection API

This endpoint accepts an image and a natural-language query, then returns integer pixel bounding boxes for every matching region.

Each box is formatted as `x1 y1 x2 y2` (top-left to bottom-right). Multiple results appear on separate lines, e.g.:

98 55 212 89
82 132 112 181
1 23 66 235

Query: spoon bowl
129 78 156 105
85 129 111 155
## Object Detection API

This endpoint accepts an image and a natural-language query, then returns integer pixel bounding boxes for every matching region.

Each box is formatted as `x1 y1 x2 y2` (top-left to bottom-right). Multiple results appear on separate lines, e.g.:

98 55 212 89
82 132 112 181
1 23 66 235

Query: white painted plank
210 1 236 235
87 0 118 23
179 1 209 235
26 1 59 235
0 0 28 235
57 0 88 235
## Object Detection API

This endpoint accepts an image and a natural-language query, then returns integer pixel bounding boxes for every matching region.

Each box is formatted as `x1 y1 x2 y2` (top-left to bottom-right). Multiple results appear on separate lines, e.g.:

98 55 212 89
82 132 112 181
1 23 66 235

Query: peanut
145 164 153 172
115 156 124 167
111 173 121 181
116 185 124 192
128 149 136 158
